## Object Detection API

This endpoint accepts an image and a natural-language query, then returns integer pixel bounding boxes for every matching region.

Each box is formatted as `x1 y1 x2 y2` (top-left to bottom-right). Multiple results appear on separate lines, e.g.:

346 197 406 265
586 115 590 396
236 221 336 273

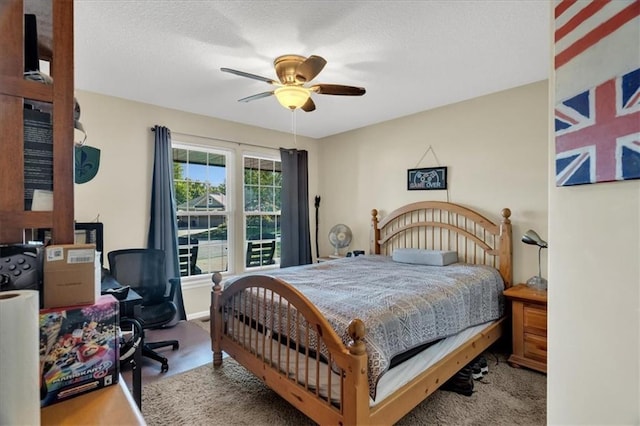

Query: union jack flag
555 0 640 70
555 67 640 186
554 0 640 186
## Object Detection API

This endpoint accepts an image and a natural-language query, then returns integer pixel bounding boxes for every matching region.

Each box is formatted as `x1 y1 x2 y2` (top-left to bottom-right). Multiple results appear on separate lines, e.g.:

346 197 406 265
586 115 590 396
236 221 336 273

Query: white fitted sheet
229 320 494 407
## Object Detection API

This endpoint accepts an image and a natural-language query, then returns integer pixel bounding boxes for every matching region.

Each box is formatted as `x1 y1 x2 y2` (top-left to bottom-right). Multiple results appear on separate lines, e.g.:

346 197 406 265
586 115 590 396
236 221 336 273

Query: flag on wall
555 68 640 185
554 0 640 186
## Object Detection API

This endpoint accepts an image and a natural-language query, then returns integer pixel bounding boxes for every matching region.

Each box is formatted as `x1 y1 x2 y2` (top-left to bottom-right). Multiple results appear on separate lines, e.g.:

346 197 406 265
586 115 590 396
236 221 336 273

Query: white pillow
392 248 458 266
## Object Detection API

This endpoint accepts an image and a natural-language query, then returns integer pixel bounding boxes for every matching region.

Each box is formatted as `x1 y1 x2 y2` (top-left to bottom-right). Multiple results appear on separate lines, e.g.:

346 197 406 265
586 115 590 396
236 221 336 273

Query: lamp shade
274 86 310 110
521 229 548 248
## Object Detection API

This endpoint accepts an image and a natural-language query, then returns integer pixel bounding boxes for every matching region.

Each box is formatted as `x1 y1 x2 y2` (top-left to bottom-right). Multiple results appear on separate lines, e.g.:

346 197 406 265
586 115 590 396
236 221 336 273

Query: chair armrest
168 278 180 300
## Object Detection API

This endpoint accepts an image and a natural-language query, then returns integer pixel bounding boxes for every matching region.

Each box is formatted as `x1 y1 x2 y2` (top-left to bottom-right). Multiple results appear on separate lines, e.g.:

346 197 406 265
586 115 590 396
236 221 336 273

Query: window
244 155 281 268
172 145 230 277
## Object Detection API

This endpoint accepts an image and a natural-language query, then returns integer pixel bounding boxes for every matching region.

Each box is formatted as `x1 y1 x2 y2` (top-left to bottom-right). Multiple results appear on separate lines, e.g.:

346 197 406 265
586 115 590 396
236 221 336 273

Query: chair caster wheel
161 363 169 373
172 342 179 350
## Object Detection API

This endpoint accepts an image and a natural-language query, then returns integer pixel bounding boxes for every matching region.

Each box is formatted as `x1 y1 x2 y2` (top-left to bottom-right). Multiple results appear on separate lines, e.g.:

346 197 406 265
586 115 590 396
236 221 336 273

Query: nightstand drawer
524 332 547 363
523 304 547 337
503 284 548 373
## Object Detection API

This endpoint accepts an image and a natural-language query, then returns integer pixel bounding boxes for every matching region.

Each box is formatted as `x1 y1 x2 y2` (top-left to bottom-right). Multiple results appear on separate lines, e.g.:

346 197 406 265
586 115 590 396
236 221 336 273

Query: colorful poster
554 0 640 186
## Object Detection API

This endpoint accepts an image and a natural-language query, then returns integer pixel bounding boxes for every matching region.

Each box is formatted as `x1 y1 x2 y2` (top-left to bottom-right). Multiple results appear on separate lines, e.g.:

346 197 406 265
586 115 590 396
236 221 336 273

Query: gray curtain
148 125 186 322
279 148 312 267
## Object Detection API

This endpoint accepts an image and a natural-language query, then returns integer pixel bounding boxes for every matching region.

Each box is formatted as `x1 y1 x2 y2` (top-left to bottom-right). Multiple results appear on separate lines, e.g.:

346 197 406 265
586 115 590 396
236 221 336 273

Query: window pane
208 152 226 195
261 215 277 240
259 187 275 212
244 185 258 211
244 157 259 185
246 215 260 241
173 148 188 206
204 215 228 273
273 168 282 187
274 188 281 211
261 159 275 185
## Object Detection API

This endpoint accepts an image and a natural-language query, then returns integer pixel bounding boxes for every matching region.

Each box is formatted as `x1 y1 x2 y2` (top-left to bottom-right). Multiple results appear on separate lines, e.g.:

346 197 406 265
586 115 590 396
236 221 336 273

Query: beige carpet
142 325 546 426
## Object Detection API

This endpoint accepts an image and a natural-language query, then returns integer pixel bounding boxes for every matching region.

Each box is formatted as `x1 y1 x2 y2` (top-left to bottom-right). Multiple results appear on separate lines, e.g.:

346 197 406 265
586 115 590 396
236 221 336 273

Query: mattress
224 255 505 398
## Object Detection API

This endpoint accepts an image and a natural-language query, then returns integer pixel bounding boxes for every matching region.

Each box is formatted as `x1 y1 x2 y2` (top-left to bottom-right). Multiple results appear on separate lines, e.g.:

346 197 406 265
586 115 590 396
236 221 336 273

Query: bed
210 201 512 425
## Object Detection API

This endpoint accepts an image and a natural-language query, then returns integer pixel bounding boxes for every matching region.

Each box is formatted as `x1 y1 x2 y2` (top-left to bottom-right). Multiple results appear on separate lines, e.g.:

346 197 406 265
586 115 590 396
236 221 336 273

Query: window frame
242 152 282 270
172 142 234 280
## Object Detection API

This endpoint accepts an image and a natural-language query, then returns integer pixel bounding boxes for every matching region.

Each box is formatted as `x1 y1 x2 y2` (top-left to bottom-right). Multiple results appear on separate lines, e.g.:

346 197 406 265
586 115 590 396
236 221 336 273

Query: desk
102 274 143 318
102 274 144 407
41 378 145 425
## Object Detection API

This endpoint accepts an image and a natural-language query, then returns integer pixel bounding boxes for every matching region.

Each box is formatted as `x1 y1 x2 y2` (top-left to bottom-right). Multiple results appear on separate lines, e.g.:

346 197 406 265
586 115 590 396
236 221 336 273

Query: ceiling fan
221 54 366 112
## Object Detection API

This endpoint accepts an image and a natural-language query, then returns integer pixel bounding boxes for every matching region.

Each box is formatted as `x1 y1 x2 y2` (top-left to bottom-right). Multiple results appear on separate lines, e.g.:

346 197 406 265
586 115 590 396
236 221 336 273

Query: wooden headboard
370 201 512 288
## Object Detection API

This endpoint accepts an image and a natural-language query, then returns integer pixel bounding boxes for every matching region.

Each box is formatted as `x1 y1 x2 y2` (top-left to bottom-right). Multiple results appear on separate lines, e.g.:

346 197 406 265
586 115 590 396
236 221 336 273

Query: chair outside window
107 248 180 373
246 241 276 267
178 236 201 276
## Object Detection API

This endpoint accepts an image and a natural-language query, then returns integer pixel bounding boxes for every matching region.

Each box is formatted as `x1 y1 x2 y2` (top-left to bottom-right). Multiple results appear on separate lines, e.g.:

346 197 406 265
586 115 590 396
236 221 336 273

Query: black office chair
107 248 180 373
246 241 276 267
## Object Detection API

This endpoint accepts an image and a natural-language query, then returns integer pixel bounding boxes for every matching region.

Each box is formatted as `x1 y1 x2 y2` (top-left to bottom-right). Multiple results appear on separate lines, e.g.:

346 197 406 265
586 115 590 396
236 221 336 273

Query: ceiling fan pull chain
291 109 298 148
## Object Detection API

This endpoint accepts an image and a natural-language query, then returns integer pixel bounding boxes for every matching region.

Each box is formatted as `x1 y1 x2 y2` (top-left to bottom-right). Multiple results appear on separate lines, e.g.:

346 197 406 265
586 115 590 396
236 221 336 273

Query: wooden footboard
210 273 370 425
210 273 506 426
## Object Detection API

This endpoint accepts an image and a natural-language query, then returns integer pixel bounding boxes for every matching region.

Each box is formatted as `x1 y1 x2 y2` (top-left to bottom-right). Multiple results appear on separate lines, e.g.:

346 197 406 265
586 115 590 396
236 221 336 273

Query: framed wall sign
407 166 447 190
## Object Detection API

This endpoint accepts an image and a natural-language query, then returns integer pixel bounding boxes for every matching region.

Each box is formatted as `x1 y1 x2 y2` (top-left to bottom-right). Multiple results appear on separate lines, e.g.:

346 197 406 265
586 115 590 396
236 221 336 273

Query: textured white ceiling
74 1 551 139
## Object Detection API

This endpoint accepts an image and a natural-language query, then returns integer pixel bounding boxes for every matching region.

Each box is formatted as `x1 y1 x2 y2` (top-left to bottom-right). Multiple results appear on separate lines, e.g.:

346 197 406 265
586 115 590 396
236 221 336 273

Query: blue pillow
392 248 458 266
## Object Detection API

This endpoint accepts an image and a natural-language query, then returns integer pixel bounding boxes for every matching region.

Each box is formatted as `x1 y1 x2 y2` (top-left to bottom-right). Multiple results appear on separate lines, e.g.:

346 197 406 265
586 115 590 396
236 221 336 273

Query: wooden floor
121 319 212 389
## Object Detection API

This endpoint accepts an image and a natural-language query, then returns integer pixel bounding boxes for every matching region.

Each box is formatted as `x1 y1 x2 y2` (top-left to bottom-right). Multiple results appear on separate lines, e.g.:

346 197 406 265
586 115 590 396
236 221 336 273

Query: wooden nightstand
503 284 547 373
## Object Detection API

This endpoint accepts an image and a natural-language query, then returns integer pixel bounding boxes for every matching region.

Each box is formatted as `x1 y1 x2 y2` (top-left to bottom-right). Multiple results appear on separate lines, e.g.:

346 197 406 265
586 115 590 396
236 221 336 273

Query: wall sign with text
407 167 447 190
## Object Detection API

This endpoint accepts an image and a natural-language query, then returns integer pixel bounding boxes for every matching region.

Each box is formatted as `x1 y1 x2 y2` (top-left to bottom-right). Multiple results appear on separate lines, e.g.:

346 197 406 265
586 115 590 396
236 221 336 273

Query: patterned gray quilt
225 255 505 399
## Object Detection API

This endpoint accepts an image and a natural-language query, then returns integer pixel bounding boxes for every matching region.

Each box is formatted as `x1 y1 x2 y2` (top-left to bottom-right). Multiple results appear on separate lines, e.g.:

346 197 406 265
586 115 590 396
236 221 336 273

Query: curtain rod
150 127 278 151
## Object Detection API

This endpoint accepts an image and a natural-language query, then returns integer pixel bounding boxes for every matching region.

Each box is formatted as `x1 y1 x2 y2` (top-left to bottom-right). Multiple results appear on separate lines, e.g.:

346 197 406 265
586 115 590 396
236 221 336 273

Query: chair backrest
177 236 199 276
107 248 168 306
246 241 276 267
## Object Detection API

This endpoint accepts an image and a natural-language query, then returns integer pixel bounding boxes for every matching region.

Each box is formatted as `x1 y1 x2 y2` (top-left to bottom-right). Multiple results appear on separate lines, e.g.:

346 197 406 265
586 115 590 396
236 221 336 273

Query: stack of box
39 244 119 407
43 244 100 309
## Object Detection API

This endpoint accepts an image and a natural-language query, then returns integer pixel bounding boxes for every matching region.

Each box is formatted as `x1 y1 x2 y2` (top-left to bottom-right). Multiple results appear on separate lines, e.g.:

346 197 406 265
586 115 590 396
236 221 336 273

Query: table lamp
521 229 548 290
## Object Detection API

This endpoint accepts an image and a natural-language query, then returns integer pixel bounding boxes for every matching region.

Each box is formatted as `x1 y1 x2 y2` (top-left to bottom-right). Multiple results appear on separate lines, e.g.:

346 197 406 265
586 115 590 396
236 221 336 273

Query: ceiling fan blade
295 55 327 83
310 84 366 96
238 91 274 103
301 97 316 112
221 68 278 85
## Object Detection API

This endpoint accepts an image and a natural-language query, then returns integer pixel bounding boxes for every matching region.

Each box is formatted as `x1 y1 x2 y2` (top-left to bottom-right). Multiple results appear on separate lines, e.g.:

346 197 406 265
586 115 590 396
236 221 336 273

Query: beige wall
318 81 549 286
73 91 318 315
548 181 640 424
76 81 557 402
75 82 548 317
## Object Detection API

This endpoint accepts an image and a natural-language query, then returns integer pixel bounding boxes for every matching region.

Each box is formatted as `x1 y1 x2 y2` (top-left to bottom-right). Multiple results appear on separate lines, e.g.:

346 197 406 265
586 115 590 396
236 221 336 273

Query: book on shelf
24 107 53 211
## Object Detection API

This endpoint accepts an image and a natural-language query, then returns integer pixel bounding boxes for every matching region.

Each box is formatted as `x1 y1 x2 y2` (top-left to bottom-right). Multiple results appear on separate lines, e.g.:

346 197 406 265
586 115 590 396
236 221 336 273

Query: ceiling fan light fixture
274 86 310 110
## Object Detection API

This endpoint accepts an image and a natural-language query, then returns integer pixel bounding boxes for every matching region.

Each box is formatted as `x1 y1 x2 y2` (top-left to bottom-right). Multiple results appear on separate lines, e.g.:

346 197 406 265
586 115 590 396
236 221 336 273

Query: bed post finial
370 209 380 254
211 271 223 291
347 318 366 355
501 208 511 223
499 208 513 288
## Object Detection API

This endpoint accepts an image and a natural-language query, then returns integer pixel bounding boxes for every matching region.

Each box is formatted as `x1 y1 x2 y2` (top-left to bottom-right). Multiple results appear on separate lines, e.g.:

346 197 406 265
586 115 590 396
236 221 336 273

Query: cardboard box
39 295 120 407
44 244 98 308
